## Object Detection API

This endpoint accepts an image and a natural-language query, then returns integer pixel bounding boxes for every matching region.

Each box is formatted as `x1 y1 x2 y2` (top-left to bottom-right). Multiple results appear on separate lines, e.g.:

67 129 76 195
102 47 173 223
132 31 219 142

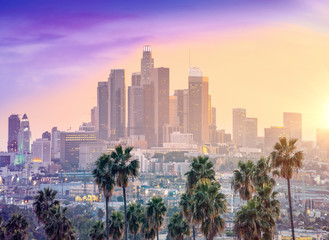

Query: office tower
209 107 217 144
188 67 209 144
264 126 288 153
108 69 126 140
217 129 231 144
97 81 108 140
7 114 20 153
60 131 97 170
91 106 97 128
128 73 144 136
141 45 154 85
283 112 302 140
316 129 329 157
42 131 51 141
232 108 246 147
51 127 61 160
79 142 108 170
152 67 170 147
242 118 258 148
32 138 51 166
143 84 155 146
18 114 31 154
169 96 179 127
174 89 189 133
79 122 95 132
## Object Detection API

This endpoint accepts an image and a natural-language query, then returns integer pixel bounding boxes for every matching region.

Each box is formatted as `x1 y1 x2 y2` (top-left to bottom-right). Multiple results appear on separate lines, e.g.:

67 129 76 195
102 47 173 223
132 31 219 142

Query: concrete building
7 114 20 153
32 138 51 167
79 142 108 170
97 81 108 140
42 131 51 141
108 69 126 140
60 131 97 170
51 127 61 159
141 45 154 85
264 126 288 153
232 108 246 147
18 114 31 154
243 118 258 148
128 73 144 136
283 112 302 141
188 67 209 144
169 95 179 127
152 67 170 147
91 106 97 129
174 89 189 133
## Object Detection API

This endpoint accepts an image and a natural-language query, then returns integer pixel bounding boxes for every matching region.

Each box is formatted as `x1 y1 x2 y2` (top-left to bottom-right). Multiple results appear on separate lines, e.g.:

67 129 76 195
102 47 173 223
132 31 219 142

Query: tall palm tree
146 196 167 240
192 179 227 240
92 154 116 240
44 204 76 240
4 213 29 240
0 216 5 240
126 203 144 240
141 213 156 240
33 187 59 224
108 211 125 240
179 192 195 240
89 221 106 240
167 212 190 240
232 160 255 201
271 137 303 240
111 144 139 240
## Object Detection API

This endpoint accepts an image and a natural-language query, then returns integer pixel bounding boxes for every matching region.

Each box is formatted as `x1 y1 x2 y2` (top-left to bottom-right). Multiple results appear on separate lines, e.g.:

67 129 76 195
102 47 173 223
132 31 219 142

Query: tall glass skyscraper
7 114 20 153
18 113 31 154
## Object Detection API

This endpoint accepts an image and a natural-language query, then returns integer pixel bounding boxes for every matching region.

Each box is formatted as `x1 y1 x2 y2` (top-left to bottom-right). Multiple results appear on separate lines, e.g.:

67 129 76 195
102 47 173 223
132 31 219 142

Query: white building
79 142 108 170
32 138 51 167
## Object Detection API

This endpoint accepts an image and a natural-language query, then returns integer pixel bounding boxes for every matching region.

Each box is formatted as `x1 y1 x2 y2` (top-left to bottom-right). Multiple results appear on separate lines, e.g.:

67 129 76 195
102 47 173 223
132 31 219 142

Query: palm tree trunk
134 233 137 240
192 224 196 240
287 178 295 240
123 186 128 240
156 228 159 240
106 196 109 240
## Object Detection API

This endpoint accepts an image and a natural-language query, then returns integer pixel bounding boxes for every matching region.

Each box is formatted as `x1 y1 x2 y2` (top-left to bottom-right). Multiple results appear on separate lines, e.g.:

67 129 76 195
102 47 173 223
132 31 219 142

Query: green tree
271 137 303 240
89 221 106 240
126 203 144 240
167 212 190 240
192 179 226 240
33 187 60 224
232 160 255 201
146 196 167 240
111 144 139 240
179 192 195 240
4 213 29 240
92 154 116 240
141 214 156 240
44 205 76 240
108 211 125 240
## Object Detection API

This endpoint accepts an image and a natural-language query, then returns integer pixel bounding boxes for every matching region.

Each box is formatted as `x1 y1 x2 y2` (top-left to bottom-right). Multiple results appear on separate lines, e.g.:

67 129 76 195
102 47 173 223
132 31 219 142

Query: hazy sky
1 0 329 150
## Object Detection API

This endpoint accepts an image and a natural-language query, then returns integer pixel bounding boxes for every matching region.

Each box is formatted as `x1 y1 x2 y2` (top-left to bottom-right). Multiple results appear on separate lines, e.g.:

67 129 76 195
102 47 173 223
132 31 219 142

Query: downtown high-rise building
32 138 51 166
7 114 20 153
188 67 209 144
91 106 97 129
128 73 144 136
151 67 170 147
97 81 108 140
51 127 61 159
18 113 31 154
232 108 246 147
283 112 302 141
141 45 154 85
264 126 288 153
108 69 126 140
242 118 258 148
174 89 189 133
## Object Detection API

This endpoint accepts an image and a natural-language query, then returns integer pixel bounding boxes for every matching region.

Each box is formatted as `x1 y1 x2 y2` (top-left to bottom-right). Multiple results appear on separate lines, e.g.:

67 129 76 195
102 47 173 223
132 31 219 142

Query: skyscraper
7 114 20 153
18 114 31 154
42 131 51 141
151 67 170 147
188 67 209 144
264 126 288 153
108 69 126 140
232 108 246 147
32 138 51 166
174 89 189 133
97 81 108 140
128 73 144 136
169 95 179 127
91 106 97 129
51 127 61 159
283 112 302 140
141 45 154 85
242 118 258 148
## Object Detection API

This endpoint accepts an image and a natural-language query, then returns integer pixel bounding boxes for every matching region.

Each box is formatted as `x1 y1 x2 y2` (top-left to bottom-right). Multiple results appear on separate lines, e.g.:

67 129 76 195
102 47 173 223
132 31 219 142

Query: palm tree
192 179 226 240
44 205 76 240
271 137 303 240
89 221 106 240
167 212 190 240
111 144 139 240
126 203 144 240
0 216 5 240
33 187 59 224
92 154 116 240
179 192 195 240
108 211 125 240
141 214 156 240
232 160 255 201
146 196 167 240
4 213 29 240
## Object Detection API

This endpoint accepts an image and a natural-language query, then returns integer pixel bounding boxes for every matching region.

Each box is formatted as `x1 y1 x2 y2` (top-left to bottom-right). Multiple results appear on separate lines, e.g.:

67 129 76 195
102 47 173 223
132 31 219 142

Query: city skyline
2 0 329 150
